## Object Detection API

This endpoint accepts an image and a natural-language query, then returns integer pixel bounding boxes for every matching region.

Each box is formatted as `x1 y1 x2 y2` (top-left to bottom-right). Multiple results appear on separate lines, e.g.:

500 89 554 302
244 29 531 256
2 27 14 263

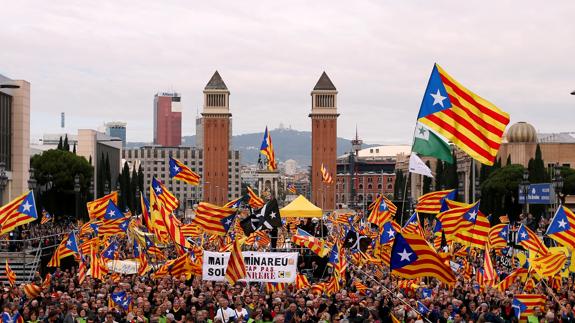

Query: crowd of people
0 212 573 323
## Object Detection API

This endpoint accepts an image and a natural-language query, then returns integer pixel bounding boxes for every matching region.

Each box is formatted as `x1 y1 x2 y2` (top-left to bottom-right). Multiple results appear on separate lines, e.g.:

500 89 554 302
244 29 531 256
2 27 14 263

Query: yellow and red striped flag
265 282 288 293
78 261 87 285
531 251 567 278
87 192 118 220
311 283 326 296
180 223 202 238
5 260 16 287
516 224 548 256
153 253 198 280
495 268 528 292
367 195 397 227
159 204 191 249
151 177 179 213
169 157 200 185
390 232 456 285
245 231 271 248
417 64 510 165
260 126 277 170
0 191 38 236
193 202 236 236
513 294 546 320
225 239 247 284
483 247 497 286
41 208 53 224
291 228 330 257
23 283 42 299
295 274 311 290
546 206 575 249
354 281 369 295
42 273 51 290
415 189 456 214
488 224 509 250
247 187 265 209
436 201 480 240
320 163 334 184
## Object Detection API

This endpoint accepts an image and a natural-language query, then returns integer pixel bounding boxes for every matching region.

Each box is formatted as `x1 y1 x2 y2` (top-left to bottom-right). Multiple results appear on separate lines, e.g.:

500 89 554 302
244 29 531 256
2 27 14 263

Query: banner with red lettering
202 251 298 283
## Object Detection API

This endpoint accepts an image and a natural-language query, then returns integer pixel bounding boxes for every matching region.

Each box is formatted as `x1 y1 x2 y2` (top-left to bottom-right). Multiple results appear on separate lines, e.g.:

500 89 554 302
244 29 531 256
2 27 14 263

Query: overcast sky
1 1 574 144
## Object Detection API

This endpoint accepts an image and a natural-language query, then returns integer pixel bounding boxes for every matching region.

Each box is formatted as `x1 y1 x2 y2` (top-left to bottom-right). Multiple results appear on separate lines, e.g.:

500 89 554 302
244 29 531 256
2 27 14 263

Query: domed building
498 121 575 168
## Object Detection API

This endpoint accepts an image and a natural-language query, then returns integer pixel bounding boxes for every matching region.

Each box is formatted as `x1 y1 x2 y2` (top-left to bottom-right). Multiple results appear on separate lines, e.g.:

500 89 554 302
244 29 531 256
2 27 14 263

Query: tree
138 165 144 199
443 151 458 190
435 160 444 190
119 161 131 211
73 143 76 154
63 134 70 151
131 165 138 213
30 149 93 218
480 164 525 220
394 170 404 200
57 136 63 150
422 161 432 194
506 154 512 166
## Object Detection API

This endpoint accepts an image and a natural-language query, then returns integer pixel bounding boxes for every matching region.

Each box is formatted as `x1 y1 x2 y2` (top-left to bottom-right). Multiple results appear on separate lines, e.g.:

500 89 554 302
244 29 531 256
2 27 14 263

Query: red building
153 92 182 146
310 72 339 211
201 71 231 205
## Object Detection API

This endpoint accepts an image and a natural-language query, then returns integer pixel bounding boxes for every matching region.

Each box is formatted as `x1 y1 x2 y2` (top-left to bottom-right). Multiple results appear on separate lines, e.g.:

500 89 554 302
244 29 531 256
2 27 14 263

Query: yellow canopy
280 195 323 218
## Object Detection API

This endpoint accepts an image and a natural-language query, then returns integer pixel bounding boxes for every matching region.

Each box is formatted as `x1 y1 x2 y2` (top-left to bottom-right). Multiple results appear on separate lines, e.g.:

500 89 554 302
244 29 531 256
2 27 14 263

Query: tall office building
310 72 339 211
202 71 231 206
0 74 30 204
153 92 182 146
105 121 127 147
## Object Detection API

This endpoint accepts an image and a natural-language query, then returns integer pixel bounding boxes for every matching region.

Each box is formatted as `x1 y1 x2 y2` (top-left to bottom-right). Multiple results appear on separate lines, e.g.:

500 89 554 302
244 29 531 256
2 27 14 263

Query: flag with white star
379 221 399 245
0 191 38 236
516 224 548 255
416 64 510 166
169 157 200 186
546 206 575 249
104 200 124 220
390 232 455 285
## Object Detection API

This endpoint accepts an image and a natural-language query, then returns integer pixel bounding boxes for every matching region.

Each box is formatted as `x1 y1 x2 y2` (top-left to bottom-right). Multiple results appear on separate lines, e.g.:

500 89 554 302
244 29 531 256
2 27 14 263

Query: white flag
409 154 433 178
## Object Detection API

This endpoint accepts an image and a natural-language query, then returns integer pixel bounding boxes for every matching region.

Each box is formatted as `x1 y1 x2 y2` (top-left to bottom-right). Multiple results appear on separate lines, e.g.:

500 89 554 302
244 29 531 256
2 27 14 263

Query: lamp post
104 180 110 195
553 163 564 206
74 174 81 219
0 162 8 205
521 169 530 219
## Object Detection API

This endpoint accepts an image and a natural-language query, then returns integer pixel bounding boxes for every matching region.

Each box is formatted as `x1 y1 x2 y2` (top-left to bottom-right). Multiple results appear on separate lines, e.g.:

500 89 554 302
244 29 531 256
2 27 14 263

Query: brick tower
310 72 339 211
202 71 231 205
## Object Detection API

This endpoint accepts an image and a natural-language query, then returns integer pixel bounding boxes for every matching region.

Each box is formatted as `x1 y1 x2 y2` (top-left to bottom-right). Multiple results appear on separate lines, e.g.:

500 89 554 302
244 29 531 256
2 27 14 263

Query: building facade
105 121 127 147
336 145 407 209
310 72 339 211
0 74 30 204
123 146 241 212
201 71 232 206
153 92 182 147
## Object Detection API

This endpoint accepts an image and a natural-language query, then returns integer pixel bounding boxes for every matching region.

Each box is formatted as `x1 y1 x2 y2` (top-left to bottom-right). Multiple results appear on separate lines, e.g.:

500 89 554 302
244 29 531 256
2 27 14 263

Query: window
368 184 372 190
358 184 363 190
378 184 382 190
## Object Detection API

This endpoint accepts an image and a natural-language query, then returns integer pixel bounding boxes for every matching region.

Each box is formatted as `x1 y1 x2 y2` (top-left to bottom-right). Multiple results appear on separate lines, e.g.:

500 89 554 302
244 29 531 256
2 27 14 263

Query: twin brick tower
202 71 338 210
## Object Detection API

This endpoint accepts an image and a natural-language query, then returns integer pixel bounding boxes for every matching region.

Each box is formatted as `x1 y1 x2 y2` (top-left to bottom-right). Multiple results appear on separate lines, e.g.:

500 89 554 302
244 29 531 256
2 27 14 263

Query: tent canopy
280 195 323 218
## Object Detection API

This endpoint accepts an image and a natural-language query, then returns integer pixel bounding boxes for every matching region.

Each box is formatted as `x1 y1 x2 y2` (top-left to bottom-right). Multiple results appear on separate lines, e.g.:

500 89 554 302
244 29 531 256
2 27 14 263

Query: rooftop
205 71 228 90
313 72 336 91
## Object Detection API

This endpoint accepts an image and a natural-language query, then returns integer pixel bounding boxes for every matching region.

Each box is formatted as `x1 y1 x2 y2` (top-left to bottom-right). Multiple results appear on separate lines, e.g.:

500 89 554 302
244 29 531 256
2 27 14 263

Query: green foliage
30 149 93 218
73 143 76 154
506 154 512 166
57 136 63 150
63 134 70 151
528 144 549 183
480 164 525 219
434 160 444 190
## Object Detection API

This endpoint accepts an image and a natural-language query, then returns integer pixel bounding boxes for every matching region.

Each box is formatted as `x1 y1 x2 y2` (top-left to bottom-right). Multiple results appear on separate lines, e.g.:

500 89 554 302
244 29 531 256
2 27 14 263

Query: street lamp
0 162 7 205
104 180 110 195
74 174 81 219
553 163 564 205
521 169 530 218
28 167 37 191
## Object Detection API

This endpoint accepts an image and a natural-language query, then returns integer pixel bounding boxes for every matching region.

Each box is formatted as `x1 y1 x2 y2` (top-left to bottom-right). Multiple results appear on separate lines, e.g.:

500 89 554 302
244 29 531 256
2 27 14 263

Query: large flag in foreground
416 189 456 214
194 202 236 235
390 232 456 285
225 239 247 284
546 206 575 249
0 191 38 235
417 64 510 165
516 224 548 256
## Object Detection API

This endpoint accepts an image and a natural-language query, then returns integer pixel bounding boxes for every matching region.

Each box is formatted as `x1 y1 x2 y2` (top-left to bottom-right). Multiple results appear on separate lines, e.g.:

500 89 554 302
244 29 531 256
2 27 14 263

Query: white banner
202 251 298 283
106 259 140 274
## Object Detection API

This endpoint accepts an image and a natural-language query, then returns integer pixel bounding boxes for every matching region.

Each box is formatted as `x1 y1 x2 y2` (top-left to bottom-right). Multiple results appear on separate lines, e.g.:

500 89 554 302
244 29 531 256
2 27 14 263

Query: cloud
1 0 574 144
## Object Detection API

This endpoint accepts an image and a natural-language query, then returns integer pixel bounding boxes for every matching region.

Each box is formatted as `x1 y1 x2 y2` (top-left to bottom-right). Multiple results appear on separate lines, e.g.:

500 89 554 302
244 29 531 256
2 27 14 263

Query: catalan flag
169 157 200 186
287 183 297 194
530 251 567 278
390 232 456 285
402 212 423 236
320 163 334 184
512 294 546 319
367 195 396 227
416 64 510 165
159 203 191 249
42 273 51 290
103 200 124 220
41 208 53 224
483 248 497 286
23 283 42 299
245 231 271 248
180 223 202 238
415 189 457 214
140 193 152 231
5 260 15 287
87 191 118 220
225 239 247 284
265 282 288 293
436 201 480 240
488 224 509 250
193 202 236 235
151 177 179 213
78 261 87 284
379 221 402 245
223 197 243 209
496 268 528 292
354 281 369 295
291 228 330 257
0 191 38 236
516 224 548 256
546 206 575 249
247 187 265 209
260 126 277 170
295 274 311 290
